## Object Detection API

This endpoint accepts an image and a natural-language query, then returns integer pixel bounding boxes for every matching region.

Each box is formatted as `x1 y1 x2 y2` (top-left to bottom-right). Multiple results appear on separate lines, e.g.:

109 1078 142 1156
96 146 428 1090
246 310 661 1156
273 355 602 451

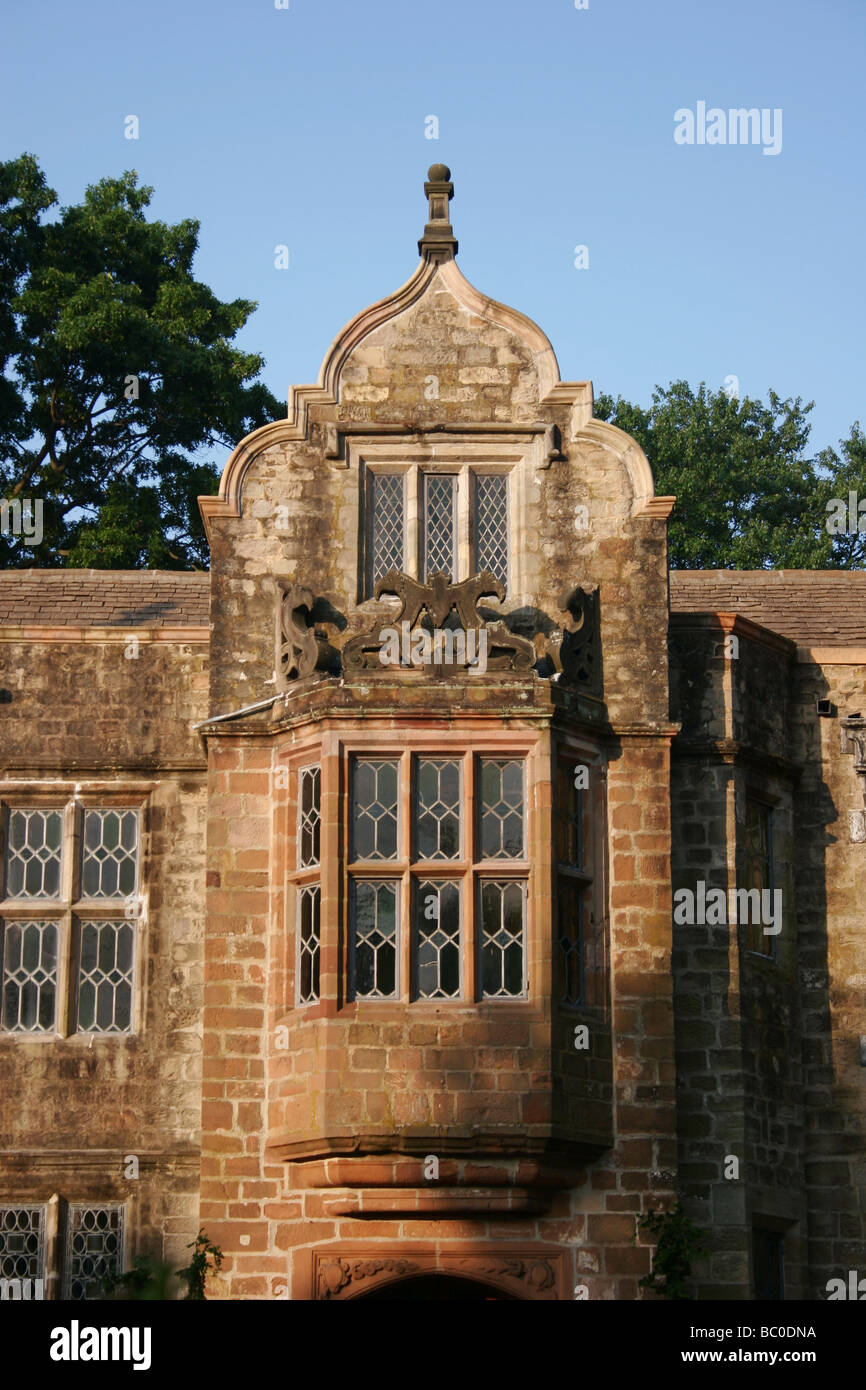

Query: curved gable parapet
435 258 561 403
199 165 670 537
576 418 672 519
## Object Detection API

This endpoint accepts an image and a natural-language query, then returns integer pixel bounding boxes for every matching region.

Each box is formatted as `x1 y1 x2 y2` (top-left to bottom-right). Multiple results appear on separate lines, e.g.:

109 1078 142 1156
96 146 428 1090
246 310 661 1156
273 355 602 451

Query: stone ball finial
427 163 451 182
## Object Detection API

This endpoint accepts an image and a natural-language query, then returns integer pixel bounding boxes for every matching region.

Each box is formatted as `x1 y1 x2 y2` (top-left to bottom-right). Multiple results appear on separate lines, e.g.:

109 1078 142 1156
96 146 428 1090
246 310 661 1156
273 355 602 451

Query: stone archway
355 1273 519 1300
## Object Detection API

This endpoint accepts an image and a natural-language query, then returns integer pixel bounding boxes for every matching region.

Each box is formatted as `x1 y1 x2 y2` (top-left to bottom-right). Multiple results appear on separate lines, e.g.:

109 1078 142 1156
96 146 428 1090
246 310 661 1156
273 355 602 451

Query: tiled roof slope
670 570 866 646
0 570 210 627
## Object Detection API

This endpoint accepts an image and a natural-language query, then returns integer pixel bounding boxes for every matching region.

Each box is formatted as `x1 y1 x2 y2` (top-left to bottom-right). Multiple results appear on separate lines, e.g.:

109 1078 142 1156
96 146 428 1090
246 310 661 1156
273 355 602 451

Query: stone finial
418 163 458 263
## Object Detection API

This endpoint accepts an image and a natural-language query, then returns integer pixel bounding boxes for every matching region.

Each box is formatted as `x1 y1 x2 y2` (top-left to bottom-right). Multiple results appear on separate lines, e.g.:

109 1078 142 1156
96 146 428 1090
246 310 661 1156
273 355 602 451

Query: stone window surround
349 439 529 605
278 728 608 1016
0 789 148 1040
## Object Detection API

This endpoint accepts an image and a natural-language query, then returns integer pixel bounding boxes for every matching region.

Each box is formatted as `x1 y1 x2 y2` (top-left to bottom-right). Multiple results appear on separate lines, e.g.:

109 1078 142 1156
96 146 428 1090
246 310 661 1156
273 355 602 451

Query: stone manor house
1 166 864 1301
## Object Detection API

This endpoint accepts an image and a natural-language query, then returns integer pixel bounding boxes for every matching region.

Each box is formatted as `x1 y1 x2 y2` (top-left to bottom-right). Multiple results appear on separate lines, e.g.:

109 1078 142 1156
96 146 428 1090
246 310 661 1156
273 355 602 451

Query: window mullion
57 800 78 1037
401 751 412 1001
464 751 477 1001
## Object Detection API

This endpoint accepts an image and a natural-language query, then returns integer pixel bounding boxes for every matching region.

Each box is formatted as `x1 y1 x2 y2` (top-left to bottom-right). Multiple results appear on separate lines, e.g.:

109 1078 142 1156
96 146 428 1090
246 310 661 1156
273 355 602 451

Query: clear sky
2 0 864 456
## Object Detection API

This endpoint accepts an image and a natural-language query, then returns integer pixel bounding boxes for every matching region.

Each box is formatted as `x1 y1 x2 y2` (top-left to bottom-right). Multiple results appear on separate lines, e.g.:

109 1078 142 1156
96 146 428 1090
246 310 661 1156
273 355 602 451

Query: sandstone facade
1 169 863 1301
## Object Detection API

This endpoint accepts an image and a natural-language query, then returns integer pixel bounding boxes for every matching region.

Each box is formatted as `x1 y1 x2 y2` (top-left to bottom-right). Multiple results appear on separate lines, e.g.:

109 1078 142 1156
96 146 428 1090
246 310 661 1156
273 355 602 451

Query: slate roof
0 570 210 627
0 568 863 646
669 570 866 646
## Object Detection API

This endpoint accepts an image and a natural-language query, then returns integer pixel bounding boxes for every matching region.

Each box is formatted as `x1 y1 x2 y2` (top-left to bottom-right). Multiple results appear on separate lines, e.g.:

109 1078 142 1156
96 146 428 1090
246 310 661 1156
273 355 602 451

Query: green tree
0 153 283 568
595 381 862 570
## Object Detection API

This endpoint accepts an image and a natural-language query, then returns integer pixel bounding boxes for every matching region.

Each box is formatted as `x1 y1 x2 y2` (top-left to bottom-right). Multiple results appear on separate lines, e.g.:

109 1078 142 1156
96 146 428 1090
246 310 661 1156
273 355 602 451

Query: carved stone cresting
342 570 535 674
549 585 599 690
275 582 338 686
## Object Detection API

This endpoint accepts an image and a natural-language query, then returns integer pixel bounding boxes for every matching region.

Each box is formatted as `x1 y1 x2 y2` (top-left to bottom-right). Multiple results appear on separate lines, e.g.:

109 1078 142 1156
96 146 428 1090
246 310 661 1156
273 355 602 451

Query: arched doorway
355 1274 518 1300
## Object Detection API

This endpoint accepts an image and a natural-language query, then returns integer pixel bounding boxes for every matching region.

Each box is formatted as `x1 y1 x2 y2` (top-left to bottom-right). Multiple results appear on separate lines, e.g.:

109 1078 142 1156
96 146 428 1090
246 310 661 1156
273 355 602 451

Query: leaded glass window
0 1206 45 1282
745 800 774 957
81 810 138 899
297 885 320 1004
351 880 398 999
423 474 456 580
370 474 405 585
558 880 585 1007
414 880 461 999
345 751 530 1004
64 1205 124 1300
0 921 58 1032
352 759 399 860
474 474 508 586
479 759 524 859
415 759 461 860
480 880 526 998
0 799 143 1037
76 921 134 1033
555 758 602 1011
555 764 583 869
5 810 62 899
298 766 321 868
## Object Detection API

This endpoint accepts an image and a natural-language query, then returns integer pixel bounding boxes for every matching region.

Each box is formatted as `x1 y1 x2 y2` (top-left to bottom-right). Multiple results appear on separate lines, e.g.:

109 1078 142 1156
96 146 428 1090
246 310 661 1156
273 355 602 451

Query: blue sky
2 0 864 456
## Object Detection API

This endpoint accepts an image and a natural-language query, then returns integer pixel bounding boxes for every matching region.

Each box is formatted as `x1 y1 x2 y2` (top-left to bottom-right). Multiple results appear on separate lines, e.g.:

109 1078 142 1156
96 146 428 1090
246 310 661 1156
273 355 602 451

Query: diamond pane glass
475 474 508 586
415 759 461 860
1 920 58 1032
479 758 525 859
352 759 399 860
415 880 461 999
351 880 398 999
5 809 62 898
77 921 134 1033
423 474 456 580
298 766 321 868
371 474 405 585
65 1206 123 1300
298 885 320 1004
82 810 139 899
480 880 526 998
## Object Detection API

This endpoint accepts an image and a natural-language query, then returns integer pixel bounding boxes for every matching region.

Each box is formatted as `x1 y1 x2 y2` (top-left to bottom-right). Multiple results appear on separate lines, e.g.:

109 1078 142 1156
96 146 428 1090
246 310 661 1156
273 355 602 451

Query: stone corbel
322 422 345 465
547 585 599 692
275 582 339 686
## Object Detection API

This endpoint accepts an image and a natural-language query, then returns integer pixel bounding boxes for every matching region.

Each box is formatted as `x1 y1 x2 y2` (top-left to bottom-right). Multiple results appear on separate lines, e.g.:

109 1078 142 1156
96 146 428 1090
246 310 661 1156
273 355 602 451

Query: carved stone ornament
342 570 535 674
275 582 338 687
548 585 599 690
314 1252 559 1300
455 1257 556 1294
317 1257 420 1300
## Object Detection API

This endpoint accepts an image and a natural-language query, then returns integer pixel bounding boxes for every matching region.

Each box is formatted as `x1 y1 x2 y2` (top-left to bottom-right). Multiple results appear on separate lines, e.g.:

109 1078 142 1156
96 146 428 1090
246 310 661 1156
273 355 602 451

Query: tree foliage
595 381 865 569
0 153 282 568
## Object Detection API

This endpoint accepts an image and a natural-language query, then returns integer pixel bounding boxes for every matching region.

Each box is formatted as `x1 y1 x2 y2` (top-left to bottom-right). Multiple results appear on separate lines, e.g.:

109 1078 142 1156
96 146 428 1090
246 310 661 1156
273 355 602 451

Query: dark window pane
415 880 461 999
